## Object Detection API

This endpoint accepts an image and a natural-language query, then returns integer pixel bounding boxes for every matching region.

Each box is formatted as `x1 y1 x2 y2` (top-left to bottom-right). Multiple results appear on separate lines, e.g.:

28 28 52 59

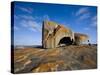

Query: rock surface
14 45 97 73
42 21 88 48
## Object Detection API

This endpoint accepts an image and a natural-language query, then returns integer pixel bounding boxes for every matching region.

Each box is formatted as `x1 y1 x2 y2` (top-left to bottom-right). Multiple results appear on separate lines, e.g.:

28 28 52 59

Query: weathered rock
42 21 88 48
14 45 97 73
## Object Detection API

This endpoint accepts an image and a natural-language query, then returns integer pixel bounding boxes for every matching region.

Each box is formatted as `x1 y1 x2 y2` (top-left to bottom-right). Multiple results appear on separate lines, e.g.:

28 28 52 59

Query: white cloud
28 21 40 29
19 15 35 20
75 7 91 23
84 27 90 30
20 20 28 27
77 13 90 21
83 15 97 31
20 19 42 32
14 14 50 32
17 6 33 14
90 16 97 27
90 21 97 27
14 26 19 30
14 15 19 19
92 15 97 21
29 27 37 32
21 15 50 32
43 15 50 21
75 7 89 16
14 14 42 32
75 7 97 28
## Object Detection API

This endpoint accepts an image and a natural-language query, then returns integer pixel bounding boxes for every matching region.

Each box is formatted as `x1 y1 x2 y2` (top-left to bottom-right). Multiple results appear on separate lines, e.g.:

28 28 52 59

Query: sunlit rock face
42 21 88 48
14 45 97 73
74 33 89 45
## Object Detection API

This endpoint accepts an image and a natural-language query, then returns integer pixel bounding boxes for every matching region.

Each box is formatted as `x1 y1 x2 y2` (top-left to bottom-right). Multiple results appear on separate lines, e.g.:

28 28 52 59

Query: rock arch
42 21 74 48
58 37 73 46
42 21 88 48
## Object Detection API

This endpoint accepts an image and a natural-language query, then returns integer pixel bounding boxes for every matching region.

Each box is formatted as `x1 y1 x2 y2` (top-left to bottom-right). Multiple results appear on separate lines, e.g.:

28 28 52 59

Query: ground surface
13 45 97 73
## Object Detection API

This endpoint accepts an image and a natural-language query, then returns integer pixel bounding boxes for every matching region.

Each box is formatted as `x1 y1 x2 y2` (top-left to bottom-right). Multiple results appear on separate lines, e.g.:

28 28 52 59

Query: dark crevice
58 37 73 46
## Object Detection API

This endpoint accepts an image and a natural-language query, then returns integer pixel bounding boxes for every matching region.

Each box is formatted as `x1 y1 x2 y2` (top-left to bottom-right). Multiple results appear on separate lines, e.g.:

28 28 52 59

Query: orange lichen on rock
42 21 89 48
14 45 97 73
32 60 64 72
74 33 88 41
45 49 61 57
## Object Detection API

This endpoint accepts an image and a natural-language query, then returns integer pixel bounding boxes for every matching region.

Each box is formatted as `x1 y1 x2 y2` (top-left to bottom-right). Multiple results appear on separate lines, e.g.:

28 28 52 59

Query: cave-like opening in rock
58 37 72 46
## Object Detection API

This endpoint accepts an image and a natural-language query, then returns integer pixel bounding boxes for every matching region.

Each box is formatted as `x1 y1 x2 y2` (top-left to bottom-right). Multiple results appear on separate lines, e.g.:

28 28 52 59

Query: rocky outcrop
42 21 88 48
14 45 97 73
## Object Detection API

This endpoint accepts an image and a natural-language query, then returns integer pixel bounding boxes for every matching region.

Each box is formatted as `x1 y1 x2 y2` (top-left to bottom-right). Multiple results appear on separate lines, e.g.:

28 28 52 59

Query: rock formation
42 21 88 48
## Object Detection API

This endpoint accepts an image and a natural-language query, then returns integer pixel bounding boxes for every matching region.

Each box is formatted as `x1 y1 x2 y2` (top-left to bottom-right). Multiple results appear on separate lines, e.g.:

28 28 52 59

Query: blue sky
13 2 97 45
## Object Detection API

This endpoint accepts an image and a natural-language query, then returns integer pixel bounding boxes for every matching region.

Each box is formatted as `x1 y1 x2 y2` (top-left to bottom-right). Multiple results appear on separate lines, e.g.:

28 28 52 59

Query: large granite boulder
42 21 88 48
